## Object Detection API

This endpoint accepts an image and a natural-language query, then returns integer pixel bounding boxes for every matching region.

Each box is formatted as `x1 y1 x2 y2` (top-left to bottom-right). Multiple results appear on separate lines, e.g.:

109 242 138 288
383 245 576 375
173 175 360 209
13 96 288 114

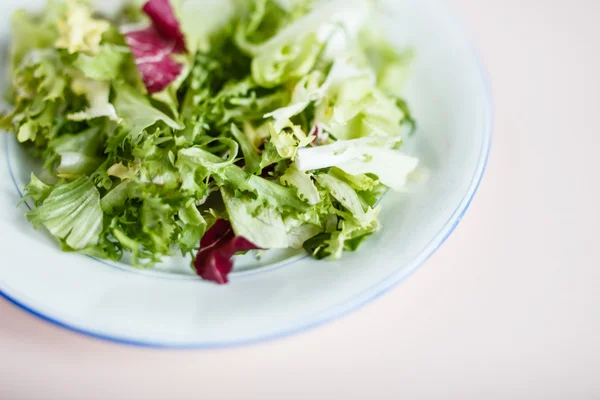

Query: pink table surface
1 1 599 399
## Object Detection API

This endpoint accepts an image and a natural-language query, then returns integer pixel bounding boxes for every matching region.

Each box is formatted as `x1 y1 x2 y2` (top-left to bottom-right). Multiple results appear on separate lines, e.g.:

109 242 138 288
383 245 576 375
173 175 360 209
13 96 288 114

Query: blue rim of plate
0 6 493 349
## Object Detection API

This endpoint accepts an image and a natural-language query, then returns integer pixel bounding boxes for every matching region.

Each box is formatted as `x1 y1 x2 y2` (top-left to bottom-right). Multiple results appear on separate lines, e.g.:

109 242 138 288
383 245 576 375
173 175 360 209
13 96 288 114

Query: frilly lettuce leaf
176 199 208 255
206 78 289 128
3 50 68 145
230 123 262 174
267 121 314 160
326 218 379 260
176 145 308 212
73 44 129 81
252 32 322 88
107 161 141 181
9 1 63 71
303 212 379 260
108 195 179 266
329 167 379 192
286 222 322 250
172 0 237 53
68 77 118 121
49 126 105 179
23 173 54 206
113 83 183 141
221 188 289 249
314 69 406 140
268 123 297 159
27 177 103 250
296 138 419 191
237 0 347 87
55 0 110 56
263 56 372 132
260 51 413 142
263 70 324 130
282 168 381 257
140 197 178 256
234 0 291 56
100 181 131 214
316 172 381 230
280 163 320 205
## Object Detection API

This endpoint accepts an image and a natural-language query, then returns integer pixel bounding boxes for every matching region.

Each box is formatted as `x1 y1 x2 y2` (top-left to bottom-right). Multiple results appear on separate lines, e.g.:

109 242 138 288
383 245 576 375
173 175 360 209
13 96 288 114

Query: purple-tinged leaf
142 0 186 52
194 219 261 284
123 0 187 93
124 26 184 94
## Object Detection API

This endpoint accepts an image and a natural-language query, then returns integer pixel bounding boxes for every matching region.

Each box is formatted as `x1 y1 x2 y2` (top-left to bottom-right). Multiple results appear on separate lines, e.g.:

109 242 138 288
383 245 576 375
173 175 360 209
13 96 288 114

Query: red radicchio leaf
123 0 186 94
142 0 186 52
125 27 184 94
194 220 261 284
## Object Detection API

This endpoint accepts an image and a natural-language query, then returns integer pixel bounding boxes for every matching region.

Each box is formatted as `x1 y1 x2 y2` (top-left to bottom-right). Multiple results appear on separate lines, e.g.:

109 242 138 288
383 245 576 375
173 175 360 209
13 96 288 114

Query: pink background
1 0 599 398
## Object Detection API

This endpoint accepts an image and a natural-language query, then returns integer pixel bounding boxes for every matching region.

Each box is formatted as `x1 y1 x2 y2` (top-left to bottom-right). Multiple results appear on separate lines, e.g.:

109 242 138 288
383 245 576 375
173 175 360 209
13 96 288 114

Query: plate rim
0 3 494 349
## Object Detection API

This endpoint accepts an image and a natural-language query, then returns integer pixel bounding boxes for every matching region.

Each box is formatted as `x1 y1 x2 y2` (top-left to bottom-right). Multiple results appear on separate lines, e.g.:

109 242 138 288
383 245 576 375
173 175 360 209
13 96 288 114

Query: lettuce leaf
329 167 378 192
23 173 54 206
252 32 322 88
9 2 63 71
303 215 379 260
2 0 421 281
113 83 183 141
55 0 110 55
236 0 333 87
267 121 314 160
108 195 179 266
263 70 324 130
221 188 289 249
234 0 292 56
140 197 178 256
230 123 262 174
315 173 380 228
280 163 320 205
296 138 419 191
3 50 69 146
73 44 129 81
314 72 406 140
176 145 308 212
68 77 118 121
176 199 208 255
49 126 105 179
27 177 103 250
263 57 373 134
173 0 236 53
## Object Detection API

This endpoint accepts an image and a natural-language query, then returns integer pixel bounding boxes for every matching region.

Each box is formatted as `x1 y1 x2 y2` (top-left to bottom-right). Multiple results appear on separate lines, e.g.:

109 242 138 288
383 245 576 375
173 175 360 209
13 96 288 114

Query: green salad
0 0 419 284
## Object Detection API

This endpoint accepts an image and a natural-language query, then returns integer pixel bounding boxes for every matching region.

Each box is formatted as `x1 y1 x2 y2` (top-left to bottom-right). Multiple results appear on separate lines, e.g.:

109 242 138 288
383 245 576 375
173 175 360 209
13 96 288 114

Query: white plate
0 0 492 348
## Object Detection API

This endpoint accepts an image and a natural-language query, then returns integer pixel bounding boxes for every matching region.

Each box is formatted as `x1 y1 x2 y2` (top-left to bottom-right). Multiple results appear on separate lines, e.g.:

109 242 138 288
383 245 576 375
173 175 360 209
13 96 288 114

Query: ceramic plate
0 0 492 348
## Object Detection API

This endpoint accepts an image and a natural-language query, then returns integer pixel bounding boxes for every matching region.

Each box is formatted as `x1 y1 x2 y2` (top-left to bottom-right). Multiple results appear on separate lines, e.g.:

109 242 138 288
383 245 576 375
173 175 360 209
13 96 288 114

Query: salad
1 0 419 284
